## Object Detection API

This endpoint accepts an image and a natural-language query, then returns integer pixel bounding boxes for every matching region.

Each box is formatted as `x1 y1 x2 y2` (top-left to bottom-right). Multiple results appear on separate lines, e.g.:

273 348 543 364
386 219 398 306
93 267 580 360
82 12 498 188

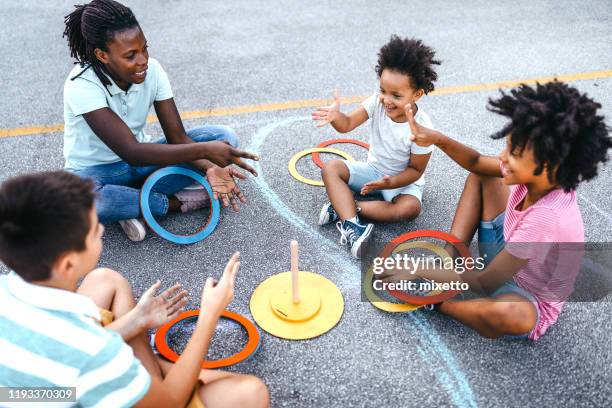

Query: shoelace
336 221 358 246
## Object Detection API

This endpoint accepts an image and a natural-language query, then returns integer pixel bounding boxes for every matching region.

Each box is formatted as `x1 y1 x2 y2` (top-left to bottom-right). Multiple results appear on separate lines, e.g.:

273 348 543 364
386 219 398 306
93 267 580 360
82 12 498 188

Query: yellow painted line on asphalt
1 69 611 139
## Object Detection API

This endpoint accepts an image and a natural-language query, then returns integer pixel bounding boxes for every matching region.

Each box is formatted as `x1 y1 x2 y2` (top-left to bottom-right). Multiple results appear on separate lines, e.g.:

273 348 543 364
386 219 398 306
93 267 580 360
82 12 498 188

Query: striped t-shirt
0 272 151 407
504 184 584 340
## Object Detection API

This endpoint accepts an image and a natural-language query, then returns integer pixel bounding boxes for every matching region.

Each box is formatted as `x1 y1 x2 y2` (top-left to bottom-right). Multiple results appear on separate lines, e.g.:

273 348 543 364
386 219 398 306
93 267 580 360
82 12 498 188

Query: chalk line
247 116 477 408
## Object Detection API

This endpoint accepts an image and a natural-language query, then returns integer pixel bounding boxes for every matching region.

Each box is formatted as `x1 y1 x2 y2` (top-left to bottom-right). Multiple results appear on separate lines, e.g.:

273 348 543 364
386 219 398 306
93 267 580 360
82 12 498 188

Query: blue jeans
73 126 238 223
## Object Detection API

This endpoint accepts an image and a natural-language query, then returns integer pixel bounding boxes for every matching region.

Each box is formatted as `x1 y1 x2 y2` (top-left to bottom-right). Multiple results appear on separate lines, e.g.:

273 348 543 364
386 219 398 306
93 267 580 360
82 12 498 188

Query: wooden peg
290 240 300 303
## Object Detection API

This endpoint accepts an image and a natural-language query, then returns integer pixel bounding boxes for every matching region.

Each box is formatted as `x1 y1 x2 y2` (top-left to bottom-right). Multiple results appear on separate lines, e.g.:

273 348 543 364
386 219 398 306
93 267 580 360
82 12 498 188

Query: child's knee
392 198 421 221
465 171 484 186
466 171 500 187
234 375 270 408
243 375 270 407
482 301 533 336
188 125 239 147
322 159 348 178
88 268 130 290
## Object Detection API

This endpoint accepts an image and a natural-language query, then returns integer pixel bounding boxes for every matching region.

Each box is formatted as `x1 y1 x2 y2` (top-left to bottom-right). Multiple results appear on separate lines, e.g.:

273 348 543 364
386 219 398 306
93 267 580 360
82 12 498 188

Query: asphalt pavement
1 1 611 407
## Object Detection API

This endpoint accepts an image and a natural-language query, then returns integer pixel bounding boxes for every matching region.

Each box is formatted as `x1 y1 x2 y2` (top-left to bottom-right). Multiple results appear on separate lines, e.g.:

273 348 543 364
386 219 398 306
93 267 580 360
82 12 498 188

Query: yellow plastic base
250 271 344 340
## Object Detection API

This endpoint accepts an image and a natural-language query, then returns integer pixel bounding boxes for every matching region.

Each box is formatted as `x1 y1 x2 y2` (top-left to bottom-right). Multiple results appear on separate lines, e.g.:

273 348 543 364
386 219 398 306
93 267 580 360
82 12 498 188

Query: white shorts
343 160 424 203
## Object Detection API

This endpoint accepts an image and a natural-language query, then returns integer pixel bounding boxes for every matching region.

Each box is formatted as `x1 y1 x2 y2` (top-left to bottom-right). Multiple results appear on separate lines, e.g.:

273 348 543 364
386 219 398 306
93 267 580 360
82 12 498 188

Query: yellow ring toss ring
288 147 354 187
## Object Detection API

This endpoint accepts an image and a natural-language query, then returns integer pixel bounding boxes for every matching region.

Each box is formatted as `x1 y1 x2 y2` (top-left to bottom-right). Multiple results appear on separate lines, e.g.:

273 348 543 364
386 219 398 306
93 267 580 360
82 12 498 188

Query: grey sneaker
118 219 146 242
336 219 374 259
175 188 211 213
318 202 340 226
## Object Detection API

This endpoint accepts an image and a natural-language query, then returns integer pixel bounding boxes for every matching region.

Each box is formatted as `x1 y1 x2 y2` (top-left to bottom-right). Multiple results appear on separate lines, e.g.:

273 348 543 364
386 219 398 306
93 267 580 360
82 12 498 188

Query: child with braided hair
63 0 259 241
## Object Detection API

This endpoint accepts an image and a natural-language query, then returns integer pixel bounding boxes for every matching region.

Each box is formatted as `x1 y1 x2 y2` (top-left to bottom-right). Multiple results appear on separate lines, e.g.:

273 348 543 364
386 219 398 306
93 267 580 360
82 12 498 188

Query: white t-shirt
362 94 435 185
63 57 173 170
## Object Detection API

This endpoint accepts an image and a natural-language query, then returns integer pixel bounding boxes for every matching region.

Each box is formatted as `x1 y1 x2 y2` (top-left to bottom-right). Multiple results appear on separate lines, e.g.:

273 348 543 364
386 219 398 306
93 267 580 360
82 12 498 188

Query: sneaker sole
318 203 332 226
351 224 374 259
118 219 146 242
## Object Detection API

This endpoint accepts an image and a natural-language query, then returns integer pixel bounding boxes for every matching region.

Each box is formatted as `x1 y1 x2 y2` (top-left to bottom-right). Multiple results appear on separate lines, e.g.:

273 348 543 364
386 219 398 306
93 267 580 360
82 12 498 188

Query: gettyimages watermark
360 230 612 304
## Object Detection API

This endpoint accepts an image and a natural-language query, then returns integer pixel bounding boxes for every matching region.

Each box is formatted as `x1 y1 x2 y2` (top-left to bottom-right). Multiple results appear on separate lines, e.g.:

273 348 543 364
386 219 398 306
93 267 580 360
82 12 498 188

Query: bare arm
405 104 502 177
135 254 240 408
311 90 369 133
360 152 432 195
328 106 369 134
82 107 258 172
108 282 187 342
154 98 214 172
435 135 502 177
380 248 527 295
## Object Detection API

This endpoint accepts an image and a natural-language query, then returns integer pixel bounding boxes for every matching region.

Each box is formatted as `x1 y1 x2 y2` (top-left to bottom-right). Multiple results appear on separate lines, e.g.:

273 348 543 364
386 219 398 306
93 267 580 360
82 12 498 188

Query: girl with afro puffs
383 81 611 340
312 36 440 259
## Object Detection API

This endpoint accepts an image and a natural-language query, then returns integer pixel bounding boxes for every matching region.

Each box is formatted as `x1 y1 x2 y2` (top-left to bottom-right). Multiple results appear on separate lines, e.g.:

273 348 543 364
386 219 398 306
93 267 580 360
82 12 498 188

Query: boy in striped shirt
0 171 269 407
381 81 611 340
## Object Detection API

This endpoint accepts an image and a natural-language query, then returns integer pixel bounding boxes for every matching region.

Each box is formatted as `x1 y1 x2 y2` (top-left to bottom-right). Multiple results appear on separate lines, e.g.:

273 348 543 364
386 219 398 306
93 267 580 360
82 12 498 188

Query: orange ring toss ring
311 138 370 169
154 309 261 369
383 230 471 305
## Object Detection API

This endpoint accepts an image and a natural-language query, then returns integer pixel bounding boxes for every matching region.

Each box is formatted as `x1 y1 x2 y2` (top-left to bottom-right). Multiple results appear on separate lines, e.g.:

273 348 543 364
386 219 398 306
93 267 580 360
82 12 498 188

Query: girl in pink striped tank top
394 81 611 340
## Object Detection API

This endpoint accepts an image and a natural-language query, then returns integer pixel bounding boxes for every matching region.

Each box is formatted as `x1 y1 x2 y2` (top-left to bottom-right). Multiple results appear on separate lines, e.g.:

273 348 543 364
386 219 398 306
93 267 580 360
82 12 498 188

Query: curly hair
489 81 612 192
0 171 94 282
375 35 440 94
63 0 139 90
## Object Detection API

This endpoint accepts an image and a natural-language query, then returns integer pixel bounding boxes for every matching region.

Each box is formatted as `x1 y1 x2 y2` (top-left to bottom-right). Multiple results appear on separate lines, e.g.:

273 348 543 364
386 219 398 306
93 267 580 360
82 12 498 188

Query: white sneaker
118 219 146 242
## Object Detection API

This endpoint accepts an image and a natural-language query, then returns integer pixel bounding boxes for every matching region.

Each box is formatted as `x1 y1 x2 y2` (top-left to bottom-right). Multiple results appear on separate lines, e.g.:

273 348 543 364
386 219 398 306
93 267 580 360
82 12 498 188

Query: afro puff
489 81 612 192
375 35 440 94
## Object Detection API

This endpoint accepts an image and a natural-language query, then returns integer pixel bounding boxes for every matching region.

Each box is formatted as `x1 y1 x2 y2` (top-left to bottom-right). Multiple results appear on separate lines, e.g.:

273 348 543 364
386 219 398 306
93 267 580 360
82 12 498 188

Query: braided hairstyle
489 81 612 192
63 0 140 87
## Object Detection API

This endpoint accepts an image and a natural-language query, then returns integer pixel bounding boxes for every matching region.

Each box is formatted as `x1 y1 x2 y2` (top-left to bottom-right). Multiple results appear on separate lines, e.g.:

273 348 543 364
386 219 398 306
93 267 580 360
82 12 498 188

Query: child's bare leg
438 294 538 338
321 160 358 220
78 268 162 378
446 173 509 255
356 194 421 222
157 358 269 408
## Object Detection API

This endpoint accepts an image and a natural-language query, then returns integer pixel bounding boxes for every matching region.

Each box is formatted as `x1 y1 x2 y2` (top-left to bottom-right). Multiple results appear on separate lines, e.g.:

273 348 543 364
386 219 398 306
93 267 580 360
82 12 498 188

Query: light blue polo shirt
63 57 173 170
0 272 151 407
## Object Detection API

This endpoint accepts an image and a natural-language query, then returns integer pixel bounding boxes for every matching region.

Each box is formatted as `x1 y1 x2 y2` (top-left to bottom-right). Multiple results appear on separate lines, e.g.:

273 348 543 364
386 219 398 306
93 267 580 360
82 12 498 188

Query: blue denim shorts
478 212 540 340
478 211 506 267
491 280 541 340
343 160 424 203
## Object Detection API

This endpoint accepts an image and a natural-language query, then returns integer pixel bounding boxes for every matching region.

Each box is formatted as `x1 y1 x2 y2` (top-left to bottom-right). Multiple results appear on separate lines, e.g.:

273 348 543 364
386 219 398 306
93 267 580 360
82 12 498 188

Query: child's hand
134 281 189 330
361 175 393 195
312 89 341 128
199 252 240 319
405 103 442 147
206 166 247 212
378 266 419 283
204 142 260 177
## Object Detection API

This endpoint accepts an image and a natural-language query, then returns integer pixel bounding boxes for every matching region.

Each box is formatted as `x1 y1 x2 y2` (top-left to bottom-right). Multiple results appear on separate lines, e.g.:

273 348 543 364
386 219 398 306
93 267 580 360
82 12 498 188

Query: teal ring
140 166 220 245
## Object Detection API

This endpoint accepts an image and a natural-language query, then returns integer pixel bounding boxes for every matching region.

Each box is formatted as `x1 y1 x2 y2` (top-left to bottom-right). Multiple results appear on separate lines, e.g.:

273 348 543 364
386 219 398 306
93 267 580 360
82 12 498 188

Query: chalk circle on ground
250 271 344 339
140 166 220 245
288 147 354 187
383 230 470 305
154 309 261 369
311 138 370 169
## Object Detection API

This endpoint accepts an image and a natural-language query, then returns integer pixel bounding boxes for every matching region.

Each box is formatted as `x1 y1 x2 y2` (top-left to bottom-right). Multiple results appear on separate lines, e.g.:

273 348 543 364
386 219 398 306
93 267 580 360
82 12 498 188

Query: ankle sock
344 215 361 225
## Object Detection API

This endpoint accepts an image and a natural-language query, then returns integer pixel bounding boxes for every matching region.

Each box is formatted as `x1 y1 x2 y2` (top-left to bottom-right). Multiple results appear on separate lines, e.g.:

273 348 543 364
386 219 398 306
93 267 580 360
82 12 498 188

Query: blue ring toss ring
140 166 220 245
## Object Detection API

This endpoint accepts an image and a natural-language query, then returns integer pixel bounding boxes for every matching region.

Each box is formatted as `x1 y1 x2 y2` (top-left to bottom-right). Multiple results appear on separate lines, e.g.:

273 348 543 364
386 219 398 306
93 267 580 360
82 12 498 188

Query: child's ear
413 89 425 101
94 48 110 64
51 251 80 282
